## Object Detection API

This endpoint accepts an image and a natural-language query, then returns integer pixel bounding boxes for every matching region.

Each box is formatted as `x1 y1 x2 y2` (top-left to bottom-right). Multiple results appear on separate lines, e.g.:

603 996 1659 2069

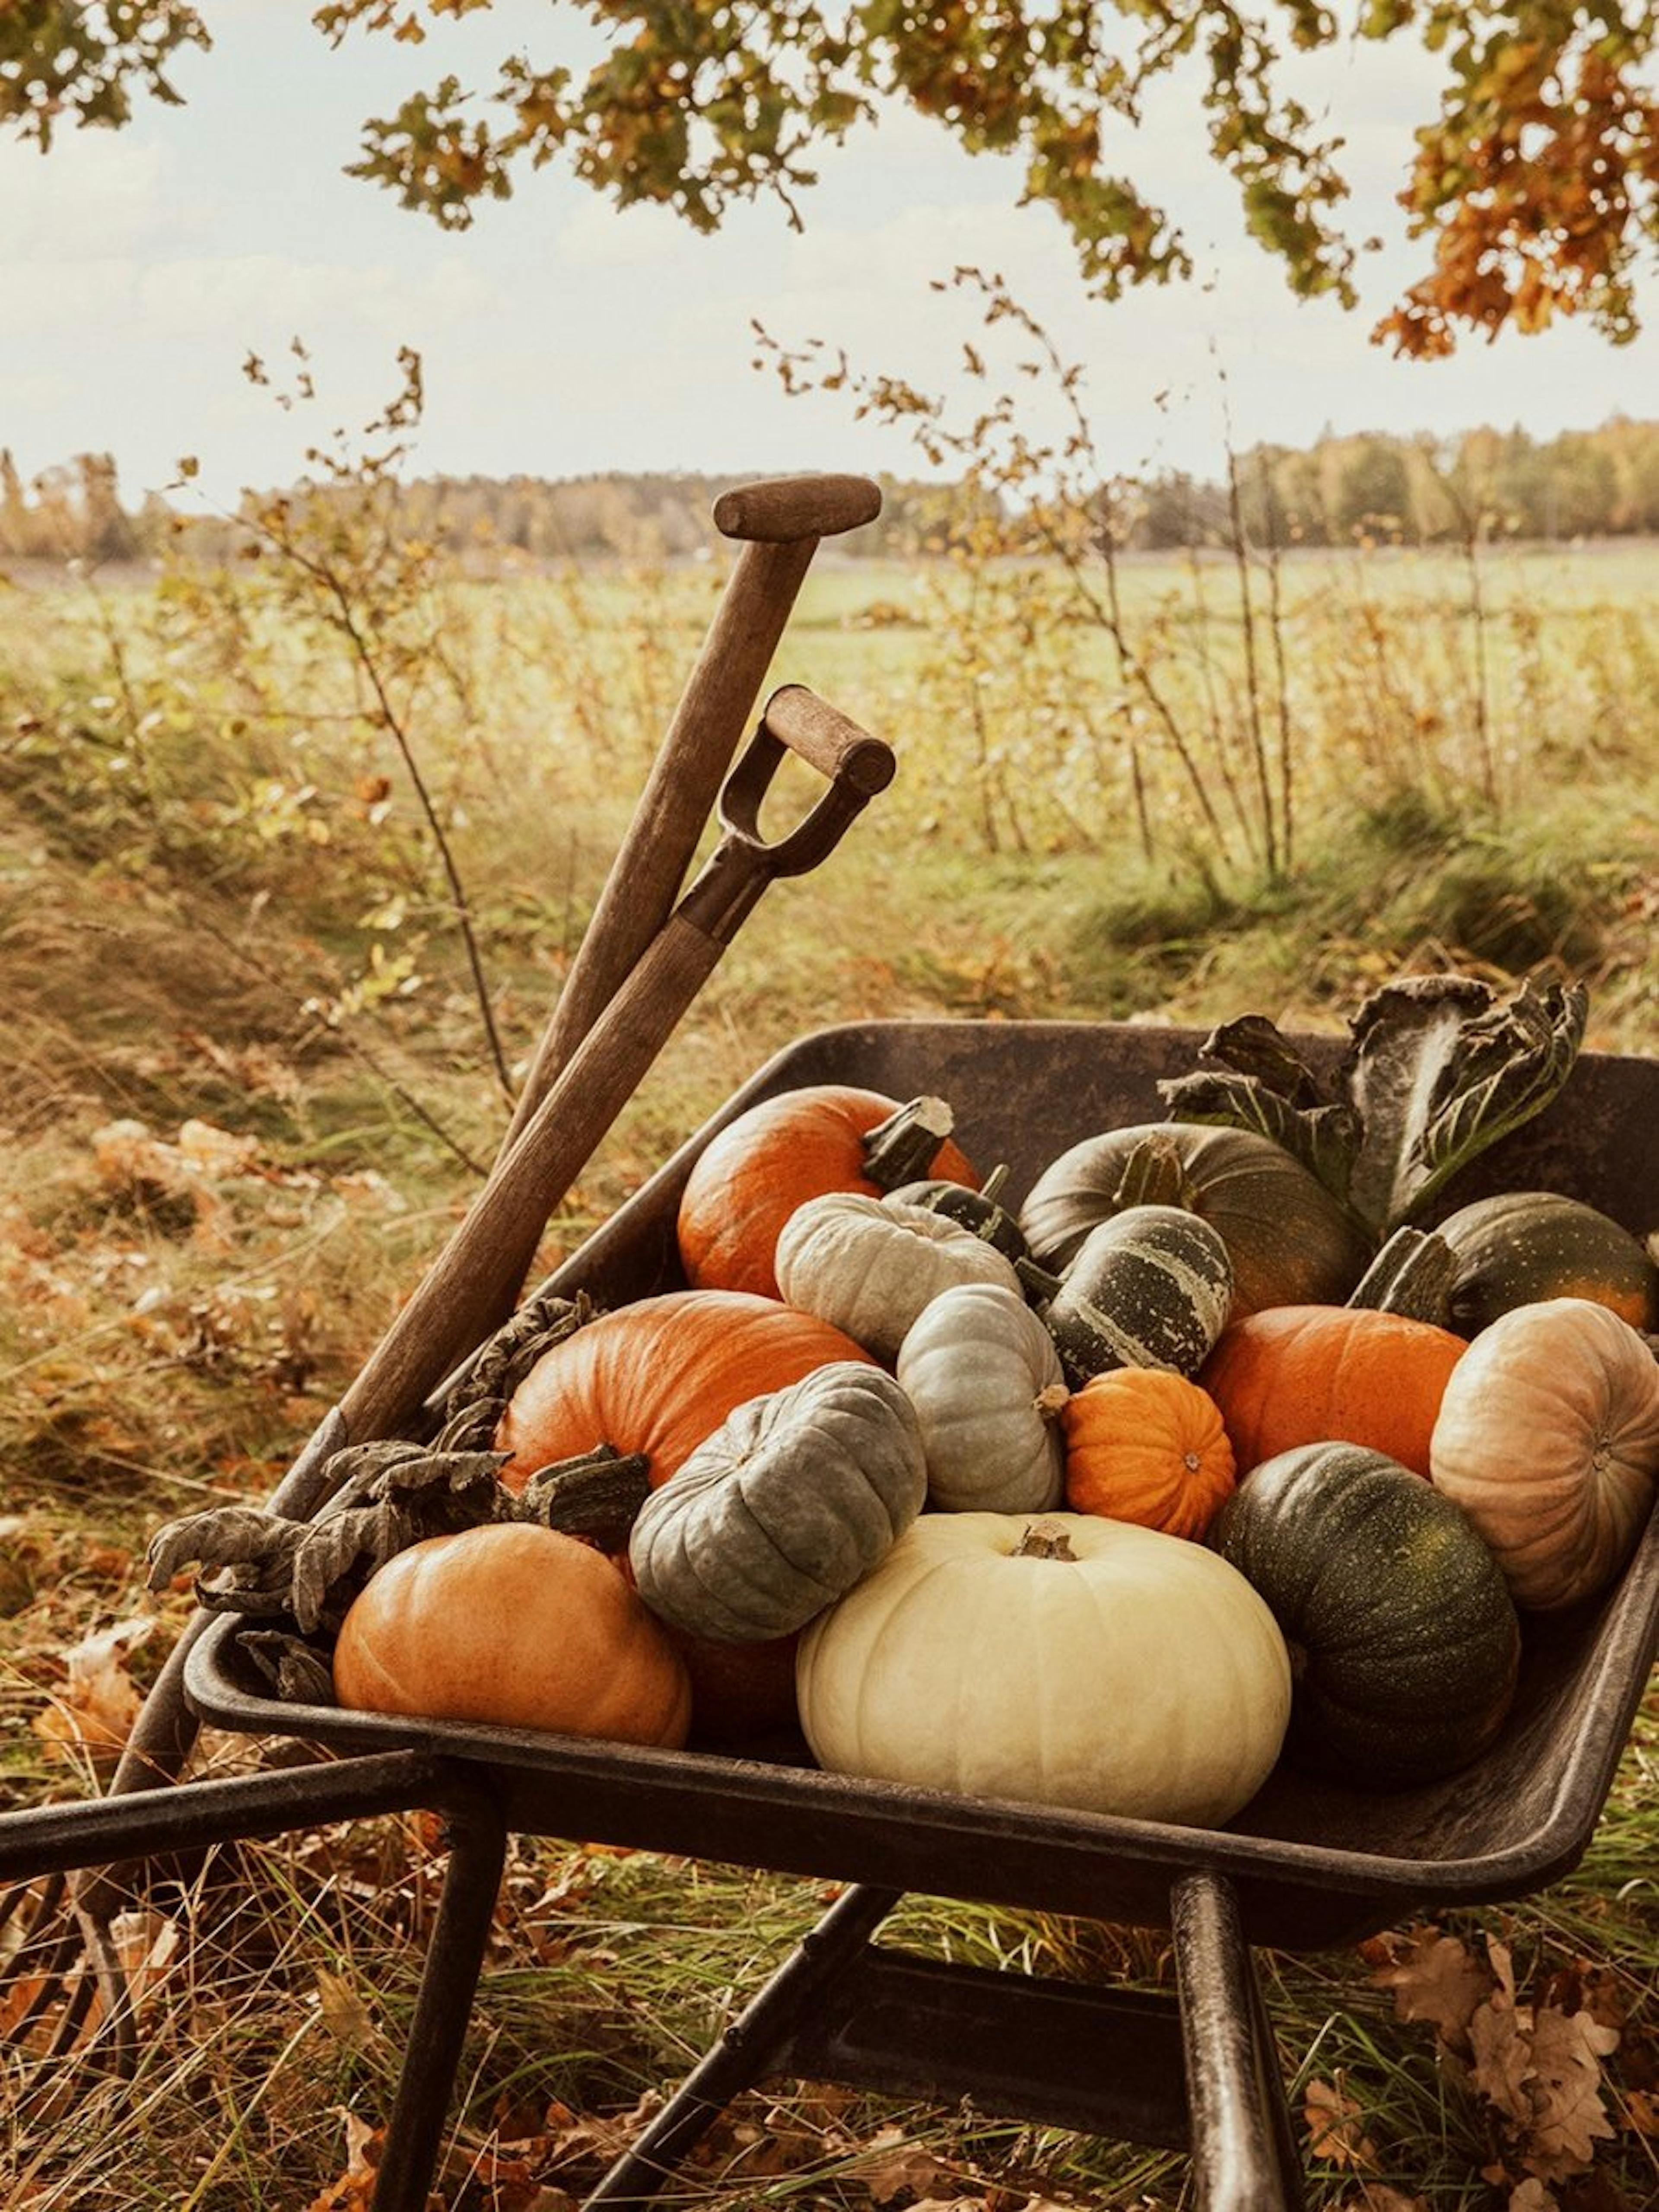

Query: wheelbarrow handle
1170 1869 1305 2212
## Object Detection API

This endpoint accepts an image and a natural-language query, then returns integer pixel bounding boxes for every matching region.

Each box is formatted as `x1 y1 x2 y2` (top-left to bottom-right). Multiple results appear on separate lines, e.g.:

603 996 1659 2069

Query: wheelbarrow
7 1019 1658 2211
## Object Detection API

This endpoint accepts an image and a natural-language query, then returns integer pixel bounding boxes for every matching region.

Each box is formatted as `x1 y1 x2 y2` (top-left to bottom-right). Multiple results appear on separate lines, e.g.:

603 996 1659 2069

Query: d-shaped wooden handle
502 472 881 1150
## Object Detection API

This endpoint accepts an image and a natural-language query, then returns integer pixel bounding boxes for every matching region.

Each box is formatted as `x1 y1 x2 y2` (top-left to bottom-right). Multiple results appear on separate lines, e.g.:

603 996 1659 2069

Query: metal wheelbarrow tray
178 1016 1659 2206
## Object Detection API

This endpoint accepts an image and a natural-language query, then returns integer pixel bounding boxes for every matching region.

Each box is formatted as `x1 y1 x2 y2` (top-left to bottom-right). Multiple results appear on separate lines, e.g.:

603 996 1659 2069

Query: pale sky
4 1 1656 511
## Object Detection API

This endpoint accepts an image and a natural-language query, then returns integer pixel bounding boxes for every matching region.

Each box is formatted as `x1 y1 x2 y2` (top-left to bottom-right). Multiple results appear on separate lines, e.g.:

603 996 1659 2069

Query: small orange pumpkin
1201 1304 1466 1480
495 1289 874 1492
1063 1368 1236 1538
676 1086 978 1300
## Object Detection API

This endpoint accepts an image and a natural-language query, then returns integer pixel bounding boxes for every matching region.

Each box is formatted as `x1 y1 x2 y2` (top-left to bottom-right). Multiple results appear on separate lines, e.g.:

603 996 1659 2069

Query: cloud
554 194 690 269
1 133 171 258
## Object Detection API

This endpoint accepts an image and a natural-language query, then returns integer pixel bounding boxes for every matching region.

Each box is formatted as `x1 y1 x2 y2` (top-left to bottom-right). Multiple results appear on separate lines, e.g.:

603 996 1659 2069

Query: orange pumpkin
1201 1305 1466 1480
1063 1368 1237 1538
676 1085 978 1300
333 1524 692 1747
494 1289 874 1491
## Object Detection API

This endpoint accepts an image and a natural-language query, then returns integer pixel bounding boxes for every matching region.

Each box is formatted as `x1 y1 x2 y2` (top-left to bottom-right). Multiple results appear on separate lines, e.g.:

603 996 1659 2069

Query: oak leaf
1304 2075 1379 2170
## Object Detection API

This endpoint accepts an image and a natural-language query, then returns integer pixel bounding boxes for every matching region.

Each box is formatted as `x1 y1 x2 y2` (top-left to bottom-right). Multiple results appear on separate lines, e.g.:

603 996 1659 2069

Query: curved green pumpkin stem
1111 1131 1192 1213
1345 1226 1457 1326
516 1443 653 1552
862 1095 959 1192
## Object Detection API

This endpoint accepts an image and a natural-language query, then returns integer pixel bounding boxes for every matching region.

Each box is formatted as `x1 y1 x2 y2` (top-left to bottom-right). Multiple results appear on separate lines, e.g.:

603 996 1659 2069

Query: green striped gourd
1029 1204 1234 1388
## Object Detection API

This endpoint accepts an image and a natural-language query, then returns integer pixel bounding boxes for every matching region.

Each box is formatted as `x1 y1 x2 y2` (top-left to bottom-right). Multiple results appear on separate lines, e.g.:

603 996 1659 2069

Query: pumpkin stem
1347 1226 1457 1325
1033 1381 1071 1423
982 1163 1011 1204
1014 1520 1078 1561
1112 1133 1192 1214
862 1096 959 1192
516 1443 654 1552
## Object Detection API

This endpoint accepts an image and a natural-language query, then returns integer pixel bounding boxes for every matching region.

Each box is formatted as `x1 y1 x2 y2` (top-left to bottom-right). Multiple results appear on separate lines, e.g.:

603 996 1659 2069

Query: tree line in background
7 413 1659 570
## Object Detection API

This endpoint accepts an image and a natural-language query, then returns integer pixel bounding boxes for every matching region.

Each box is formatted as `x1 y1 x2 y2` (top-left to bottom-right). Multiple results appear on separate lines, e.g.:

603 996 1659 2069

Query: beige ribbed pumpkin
775 1191 1023 1361
1429 1297 1659 1610
796 1511 1290 1826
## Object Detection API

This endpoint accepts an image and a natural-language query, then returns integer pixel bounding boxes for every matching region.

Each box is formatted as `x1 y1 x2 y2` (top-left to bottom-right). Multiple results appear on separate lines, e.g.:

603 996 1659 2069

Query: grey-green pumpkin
628 1362 928 1643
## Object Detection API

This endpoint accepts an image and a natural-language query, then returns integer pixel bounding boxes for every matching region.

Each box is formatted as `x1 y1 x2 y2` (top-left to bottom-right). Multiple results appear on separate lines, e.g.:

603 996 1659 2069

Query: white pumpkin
896 1281 1067 1513
796 1510 1290 1827
1429 1296 1659 1610
775 1191 1023 1361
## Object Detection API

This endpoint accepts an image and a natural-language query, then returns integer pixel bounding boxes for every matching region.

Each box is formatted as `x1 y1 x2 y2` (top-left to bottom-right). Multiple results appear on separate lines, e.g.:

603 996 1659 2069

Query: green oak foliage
3 1 1657 353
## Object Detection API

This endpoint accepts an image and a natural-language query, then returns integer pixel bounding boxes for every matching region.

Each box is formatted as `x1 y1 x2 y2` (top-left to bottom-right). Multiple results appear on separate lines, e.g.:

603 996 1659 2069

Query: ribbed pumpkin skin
1201 1305 1466 1479
1019 1123 1370 1319
775 1193 1023 1361
629 1364 927 1641
1045 1205 1233 1384
333 1525 693 1747
1430 1297 1659 1610
1433 1191 1659 1335
796 1511 1290 1827
1063 1368 1236 1538
494 1290 874 1492
1209 1444 1521 1788
896 1281 1068 1513
677 1086 977 1300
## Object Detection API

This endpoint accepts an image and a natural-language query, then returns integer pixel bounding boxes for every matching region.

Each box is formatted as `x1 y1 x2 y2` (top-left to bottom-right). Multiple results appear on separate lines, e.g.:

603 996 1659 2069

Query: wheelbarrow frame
12 1015 1659 2209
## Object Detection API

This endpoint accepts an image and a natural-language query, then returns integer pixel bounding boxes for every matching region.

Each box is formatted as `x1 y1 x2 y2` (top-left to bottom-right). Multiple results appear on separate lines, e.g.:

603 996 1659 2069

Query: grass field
2 528 1658 2209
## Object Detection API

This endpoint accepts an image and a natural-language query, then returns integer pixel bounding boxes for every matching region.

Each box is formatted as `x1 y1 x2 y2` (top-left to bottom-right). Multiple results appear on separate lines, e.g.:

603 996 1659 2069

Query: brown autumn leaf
1466 1940 1621 2183
31 1615 153 1773
315 1966 375 2051
1304 2075 1380 2171
855 2122 960 2204
1336 2187 1431 2212
1370 1923 1494 2055
1523 2006 1621 2180
302 2111 380 2212
108 1908 183 2021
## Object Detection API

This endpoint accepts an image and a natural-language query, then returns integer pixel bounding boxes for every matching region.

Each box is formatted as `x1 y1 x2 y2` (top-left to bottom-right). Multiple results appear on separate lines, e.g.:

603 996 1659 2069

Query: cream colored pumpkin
796 1510 1290 1827
775 1191 1023 1361
1430 1297 1659 1610
896 1281 1067 1513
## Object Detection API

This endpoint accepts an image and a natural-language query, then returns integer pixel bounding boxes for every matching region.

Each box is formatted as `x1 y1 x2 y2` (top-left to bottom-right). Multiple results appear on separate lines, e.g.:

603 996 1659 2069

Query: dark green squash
1027 1203 1234 1388
1208 1442 1521 1789
1430 1190 1659 1336
1018 1123 1372 1319
884 1163 1029 1263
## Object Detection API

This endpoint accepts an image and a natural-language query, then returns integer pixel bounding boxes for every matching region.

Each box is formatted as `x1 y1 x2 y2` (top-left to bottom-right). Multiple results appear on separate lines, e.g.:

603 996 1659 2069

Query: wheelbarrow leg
581 1882 903 2209
371 1780 510 2212
1171 1871 1304 2212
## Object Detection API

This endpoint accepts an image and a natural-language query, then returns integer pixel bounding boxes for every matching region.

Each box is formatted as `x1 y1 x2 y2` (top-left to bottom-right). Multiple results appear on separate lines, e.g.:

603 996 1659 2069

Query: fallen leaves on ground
1367 1924 1624 2190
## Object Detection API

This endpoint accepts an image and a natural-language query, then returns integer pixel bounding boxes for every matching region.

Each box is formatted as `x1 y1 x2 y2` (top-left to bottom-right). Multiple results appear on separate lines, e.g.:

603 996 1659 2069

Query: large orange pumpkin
676 1085 978 1300
494 1289 874 1491
333 1524 692 1747
1200 1304 1466 1480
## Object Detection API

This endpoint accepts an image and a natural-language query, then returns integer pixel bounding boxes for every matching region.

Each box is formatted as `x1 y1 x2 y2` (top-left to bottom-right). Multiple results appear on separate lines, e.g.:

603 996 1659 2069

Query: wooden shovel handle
712 474 883 543
341 914 728 1442
503 473 881 1149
